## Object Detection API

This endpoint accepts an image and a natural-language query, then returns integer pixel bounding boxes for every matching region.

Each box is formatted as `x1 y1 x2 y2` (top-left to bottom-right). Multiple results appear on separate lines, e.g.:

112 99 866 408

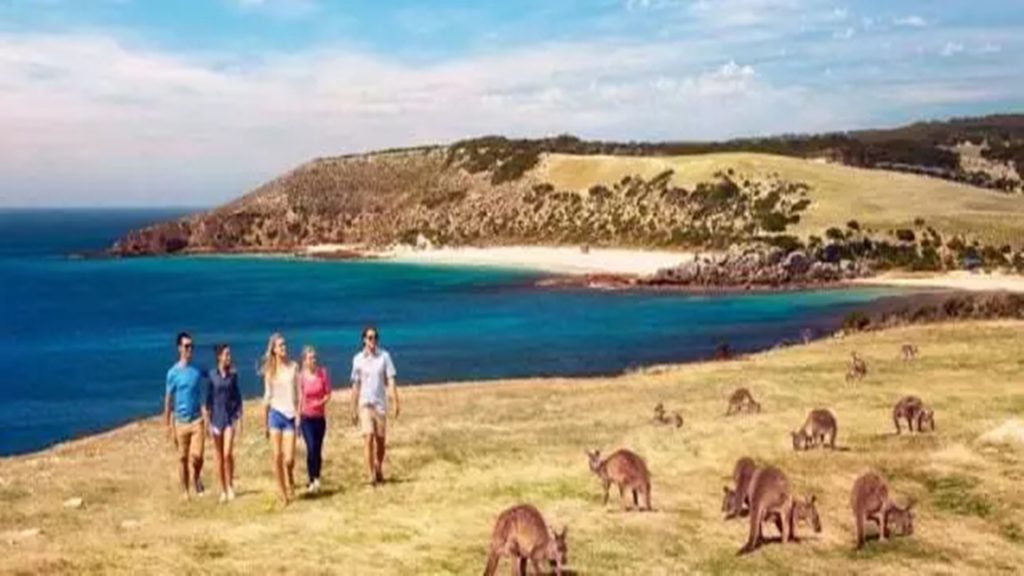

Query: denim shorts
267 409 296 432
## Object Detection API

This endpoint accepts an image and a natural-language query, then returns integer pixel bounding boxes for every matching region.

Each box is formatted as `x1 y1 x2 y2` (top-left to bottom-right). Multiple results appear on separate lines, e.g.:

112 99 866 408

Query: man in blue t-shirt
164 332 207 500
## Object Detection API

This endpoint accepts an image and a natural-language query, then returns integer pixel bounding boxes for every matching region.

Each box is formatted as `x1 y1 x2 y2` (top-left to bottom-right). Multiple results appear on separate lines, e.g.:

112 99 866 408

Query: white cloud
0 33 837 205
894 15 927 28
832 26 855 40
940 41 964 57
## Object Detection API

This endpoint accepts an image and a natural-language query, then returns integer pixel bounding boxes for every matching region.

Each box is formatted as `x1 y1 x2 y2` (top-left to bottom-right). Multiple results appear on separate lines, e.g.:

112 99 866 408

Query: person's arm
164 371 176 445
297 369 306 420
202 371 212 429
293 364 302 428
350 359 360 426
262 374 271 439
321 368 332 408
386 353 399 420
231 372 243 436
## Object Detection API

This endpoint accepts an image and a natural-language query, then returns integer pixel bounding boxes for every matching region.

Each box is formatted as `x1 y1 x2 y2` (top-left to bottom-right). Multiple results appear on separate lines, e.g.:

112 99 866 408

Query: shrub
842 311 871 332
895 229 916 242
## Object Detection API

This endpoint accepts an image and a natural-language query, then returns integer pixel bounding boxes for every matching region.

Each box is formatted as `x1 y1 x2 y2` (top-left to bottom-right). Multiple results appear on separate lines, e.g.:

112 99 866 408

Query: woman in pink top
298 345 331 493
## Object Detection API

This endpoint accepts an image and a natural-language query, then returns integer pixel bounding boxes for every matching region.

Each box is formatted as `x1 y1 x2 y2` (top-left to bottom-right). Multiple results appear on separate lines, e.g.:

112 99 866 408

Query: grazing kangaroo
653 403 668 424
722 457 757 519
726 388 762 416
792 409 838 451
738 466 821 555
587 449 652 511
850 471 915 549
892 396 935 434
900 343 919 361
482 504 568 576
846 352 868 382
671 412 684 428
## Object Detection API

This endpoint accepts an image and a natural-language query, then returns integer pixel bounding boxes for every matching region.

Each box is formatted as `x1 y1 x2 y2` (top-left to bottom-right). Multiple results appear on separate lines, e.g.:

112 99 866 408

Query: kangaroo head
653 402 665 415
791 431 806 451
547 526 568 572
587 450 602 473
721 486 735 512
887 501 914 536
753 401 762 413
795 494 822 533
918 408 935 431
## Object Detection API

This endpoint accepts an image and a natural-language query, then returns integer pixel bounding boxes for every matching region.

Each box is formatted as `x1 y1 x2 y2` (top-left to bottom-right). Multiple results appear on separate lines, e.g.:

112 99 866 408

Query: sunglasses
181 343 193 350
365 334 378 341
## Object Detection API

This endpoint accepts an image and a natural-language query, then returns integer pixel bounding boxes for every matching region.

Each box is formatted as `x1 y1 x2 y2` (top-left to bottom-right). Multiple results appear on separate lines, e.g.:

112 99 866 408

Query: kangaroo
892 396 935 434
671 412 684 428
726 388 762 416
792 409 838 451
483 504 568 576
900 343 919 361
653 403 668 424
722 457 757 519
738 466 821 555
587 449 652 511
846 352 868 382
850 471 915 549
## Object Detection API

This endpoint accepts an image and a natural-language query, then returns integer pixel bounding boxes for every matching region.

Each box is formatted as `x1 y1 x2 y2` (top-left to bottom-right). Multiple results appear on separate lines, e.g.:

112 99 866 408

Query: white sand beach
855 271 1024 293
377 245 691 276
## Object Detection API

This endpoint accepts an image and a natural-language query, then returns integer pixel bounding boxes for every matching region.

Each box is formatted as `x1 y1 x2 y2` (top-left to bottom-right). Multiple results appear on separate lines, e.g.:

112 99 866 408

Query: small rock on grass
63 497 84 509
120 519 142 530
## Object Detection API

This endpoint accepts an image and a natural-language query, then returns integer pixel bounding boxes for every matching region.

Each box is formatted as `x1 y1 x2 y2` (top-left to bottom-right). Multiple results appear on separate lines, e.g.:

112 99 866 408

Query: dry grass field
2 321 1023 575
538 153 1024 249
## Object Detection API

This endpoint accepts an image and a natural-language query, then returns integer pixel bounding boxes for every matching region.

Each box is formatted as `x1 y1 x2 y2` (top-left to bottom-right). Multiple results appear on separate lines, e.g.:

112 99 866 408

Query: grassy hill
538 152 1024 248
3 321 1023 574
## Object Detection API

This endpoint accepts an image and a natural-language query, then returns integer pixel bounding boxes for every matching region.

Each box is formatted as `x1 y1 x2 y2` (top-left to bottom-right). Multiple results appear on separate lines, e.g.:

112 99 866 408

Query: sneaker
306 482 316 495
313 479 321 493
227 488 236 501
219 493 228 504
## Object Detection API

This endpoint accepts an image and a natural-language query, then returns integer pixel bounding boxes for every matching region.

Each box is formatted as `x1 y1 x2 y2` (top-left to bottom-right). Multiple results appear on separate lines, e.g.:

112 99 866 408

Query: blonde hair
261 332 285 380
301 345 317 369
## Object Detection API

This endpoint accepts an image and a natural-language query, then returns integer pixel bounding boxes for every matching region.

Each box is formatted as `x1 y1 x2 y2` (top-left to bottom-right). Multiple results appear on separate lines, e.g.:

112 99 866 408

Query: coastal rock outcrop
645 247 872 289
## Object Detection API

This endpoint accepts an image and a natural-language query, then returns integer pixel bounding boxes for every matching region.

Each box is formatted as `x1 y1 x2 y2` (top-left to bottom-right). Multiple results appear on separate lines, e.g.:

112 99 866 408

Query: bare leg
375 432 386 481
270 430 288 504
212 433 227 495
282 430 296 498
602 480 610 505
223 426 236 492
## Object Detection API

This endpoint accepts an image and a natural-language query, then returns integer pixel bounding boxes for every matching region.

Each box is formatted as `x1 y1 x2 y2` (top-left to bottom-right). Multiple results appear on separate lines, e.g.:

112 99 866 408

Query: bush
842 311 871 332
895 229 916 242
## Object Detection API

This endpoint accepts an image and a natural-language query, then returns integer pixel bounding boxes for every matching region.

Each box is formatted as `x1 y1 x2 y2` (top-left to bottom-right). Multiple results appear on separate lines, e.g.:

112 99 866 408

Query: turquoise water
0 210 898 455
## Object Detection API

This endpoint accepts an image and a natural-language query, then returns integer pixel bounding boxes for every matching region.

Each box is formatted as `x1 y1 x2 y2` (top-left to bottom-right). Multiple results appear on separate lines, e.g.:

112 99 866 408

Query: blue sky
1 0 1022 206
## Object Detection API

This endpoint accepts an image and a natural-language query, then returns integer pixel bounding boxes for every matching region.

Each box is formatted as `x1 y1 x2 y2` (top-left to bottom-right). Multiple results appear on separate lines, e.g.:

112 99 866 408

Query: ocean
0 209 899 455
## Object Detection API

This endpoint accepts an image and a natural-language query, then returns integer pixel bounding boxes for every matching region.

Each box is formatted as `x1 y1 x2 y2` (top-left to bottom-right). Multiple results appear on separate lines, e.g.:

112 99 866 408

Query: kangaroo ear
560 525 568 538
809 494 817 505
723 486 730 494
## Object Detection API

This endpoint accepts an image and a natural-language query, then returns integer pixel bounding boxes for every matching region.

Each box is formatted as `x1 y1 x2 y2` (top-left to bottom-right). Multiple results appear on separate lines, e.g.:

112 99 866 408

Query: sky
1 0 1022 207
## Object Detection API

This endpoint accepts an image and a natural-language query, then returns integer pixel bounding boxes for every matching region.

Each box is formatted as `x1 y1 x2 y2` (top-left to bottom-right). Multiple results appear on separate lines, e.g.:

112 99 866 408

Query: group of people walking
162 326 399 505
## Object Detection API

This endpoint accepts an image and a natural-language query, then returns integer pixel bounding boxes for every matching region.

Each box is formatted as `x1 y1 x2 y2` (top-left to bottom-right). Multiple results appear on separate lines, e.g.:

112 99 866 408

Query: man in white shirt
350 325 400 485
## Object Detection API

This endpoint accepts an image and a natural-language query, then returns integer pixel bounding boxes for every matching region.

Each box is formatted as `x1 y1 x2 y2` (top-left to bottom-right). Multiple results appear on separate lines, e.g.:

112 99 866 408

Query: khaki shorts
175 418 205 461
359 406 387 437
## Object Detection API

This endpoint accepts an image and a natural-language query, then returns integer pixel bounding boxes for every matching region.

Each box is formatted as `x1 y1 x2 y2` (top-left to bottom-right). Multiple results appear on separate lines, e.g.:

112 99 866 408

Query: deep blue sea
0 209 900 455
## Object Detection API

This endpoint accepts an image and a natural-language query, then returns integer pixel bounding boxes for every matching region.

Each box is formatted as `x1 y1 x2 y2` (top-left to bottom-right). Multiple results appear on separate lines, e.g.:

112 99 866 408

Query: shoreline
98 244 1024 294
3 287 1003 461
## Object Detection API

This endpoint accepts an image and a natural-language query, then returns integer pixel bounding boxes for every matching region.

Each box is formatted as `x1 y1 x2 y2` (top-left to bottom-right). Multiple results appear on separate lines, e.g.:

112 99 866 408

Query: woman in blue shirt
204 343 243 503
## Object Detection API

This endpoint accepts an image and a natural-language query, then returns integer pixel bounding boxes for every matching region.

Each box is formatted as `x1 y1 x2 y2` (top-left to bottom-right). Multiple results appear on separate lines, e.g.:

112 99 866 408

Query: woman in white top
261 332 299 505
